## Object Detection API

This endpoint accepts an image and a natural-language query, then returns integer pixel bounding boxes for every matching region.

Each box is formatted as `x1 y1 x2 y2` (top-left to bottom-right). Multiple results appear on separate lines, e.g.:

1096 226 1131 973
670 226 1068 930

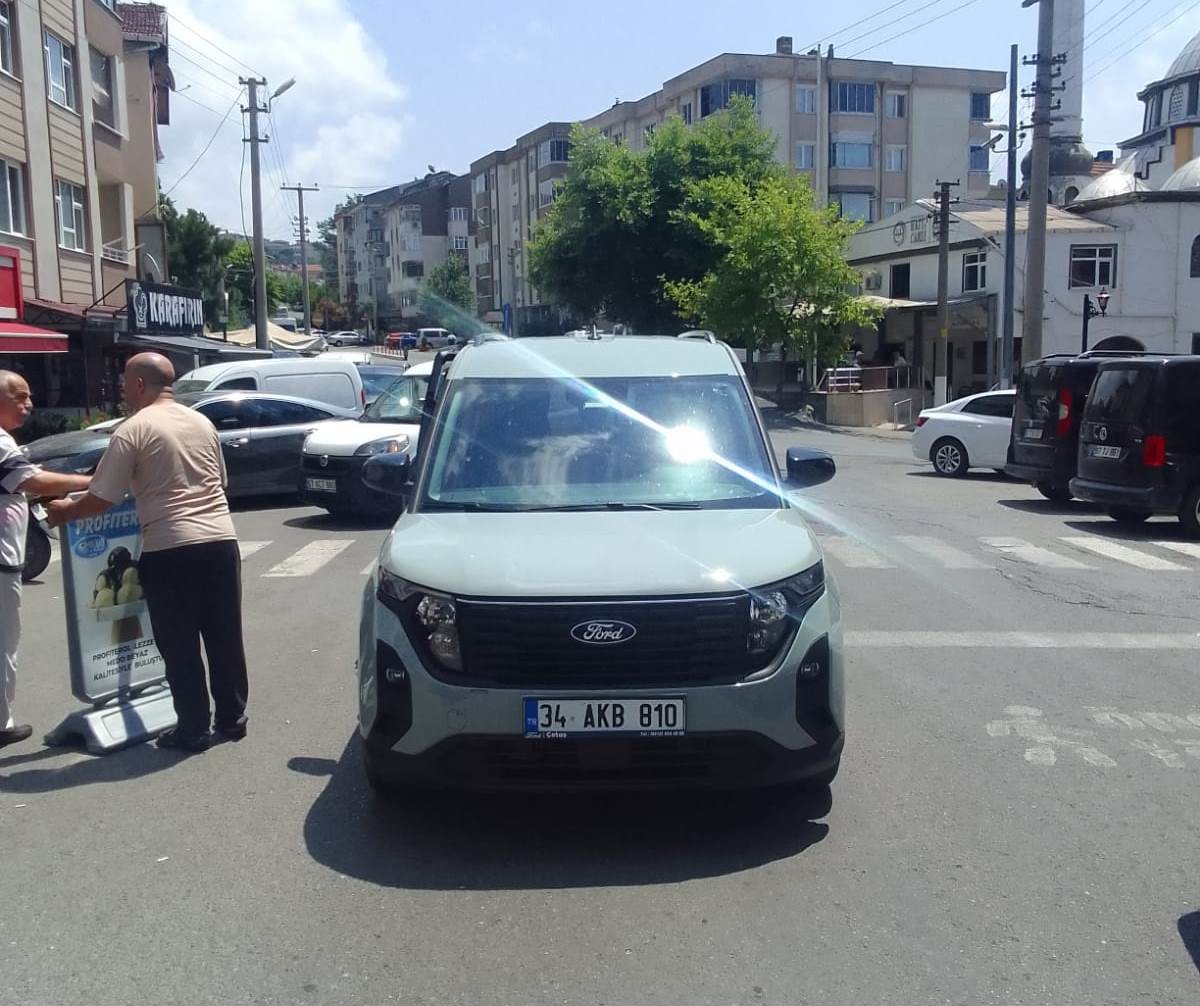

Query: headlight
377 567 462 673
747 561 825 658
355 435 411 457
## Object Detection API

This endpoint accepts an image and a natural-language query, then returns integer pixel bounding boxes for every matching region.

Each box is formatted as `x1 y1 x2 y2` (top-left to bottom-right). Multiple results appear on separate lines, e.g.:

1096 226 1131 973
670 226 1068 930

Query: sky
156 0 1200 241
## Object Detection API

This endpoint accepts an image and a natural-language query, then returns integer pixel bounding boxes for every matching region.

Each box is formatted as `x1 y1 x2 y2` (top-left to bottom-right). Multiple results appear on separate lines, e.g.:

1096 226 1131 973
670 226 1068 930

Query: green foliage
528 96 781 331
162 195 234 326
418 255 476 330
227 240 283 322
665 173 879 369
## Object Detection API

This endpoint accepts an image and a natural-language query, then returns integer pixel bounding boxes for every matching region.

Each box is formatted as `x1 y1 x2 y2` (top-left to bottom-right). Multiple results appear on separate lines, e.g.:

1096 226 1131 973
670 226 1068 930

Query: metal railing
892 398 913 428
817 364 920 393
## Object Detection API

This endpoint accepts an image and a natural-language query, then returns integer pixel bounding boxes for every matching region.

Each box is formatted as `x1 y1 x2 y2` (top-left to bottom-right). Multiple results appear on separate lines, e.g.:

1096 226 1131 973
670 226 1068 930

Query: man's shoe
215 717 247 741
0 724 32 748
156 727 211 753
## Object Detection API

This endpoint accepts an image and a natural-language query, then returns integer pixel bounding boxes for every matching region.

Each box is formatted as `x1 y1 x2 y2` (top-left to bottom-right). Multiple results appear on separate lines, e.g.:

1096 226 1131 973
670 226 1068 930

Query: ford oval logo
570 620 637 645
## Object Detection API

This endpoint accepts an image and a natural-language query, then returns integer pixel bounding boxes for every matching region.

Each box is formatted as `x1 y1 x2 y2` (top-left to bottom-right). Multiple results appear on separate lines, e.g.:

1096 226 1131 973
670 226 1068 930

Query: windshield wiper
530 501 704 512
421 500 526 513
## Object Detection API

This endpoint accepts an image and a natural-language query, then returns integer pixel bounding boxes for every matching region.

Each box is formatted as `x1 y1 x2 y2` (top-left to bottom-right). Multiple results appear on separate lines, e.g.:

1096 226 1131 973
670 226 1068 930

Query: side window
252 399 331 427
196 400 259 430
1168 369 1200 445
962 395 1013 418
215 376 257 391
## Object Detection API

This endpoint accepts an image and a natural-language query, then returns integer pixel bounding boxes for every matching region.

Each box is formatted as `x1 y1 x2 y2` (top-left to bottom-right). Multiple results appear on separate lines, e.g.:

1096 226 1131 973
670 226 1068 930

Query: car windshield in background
361 371 407 403
1084 368 1155 422
420 375 776 510
362 375 428 423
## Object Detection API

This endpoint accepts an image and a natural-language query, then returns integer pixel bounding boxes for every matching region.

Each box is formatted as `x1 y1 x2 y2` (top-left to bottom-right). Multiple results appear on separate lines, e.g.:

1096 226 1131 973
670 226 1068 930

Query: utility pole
506 245 520 338
1021 0 1060 365
282 183 319 337
1002 43 1019 389
241 77 270 350
933 179 959 406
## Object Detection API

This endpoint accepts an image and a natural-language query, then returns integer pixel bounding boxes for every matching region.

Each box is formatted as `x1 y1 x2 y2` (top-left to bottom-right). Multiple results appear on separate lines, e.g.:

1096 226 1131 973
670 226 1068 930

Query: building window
0 159 23 235
680 101 692 125
538 138 570 165
884 198 904 217
55 179 85 250
969 144 989 171
451 235 469 251
1169 84 1186 122
835 192 872 222
449 206 467 222
643 123 656 144
833 82 874 114
45 33 77 110
794 142 815 170
477 243 490 263
795 85 816 114
962 251 987 292
970 91 990 120
1069 245 1117 288
886 92 906 118
890 263 910 299
885 146 906 172
90 49 117 129
402 261 424 279
0 2 14 76
832 142 872 168
472 173 490 195
510 165 518 185
699 78 756 117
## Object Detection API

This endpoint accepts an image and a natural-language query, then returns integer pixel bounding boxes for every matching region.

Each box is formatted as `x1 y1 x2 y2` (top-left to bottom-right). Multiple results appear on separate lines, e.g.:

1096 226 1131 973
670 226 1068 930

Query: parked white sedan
911 389 1016 476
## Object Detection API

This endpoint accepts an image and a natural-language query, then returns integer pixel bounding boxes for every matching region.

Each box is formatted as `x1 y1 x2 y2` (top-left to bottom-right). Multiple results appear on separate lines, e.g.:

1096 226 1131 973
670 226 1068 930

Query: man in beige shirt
48 353 248 752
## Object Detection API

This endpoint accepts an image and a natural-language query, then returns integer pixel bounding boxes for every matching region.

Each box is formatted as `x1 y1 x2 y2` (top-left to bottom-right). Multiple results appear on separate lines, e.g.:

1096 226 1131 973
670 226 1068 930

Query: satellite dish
141 251 163 283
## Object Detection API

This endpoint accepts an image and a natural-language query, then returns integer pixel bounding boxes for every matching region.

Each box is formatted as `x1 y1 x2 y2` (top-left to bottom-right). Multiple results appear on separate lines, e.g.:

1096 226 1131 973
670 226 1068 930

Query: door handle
227 436 250 447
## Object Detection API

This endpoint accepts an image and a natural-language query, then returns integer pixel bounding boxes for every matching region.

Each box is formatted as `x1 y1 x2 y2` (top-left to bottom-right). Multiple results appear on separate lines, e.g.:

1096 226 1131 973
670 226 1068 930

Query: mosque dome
1161 155 1200 191
1166 31 1200 79
1073 159 1147 200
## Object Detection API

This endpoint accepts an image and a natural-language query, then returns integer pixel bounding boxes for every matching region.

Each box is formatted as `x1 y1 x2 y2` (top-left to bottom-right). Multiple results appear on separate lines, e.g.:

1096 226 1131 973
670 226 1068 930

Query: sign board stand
44 498 176 754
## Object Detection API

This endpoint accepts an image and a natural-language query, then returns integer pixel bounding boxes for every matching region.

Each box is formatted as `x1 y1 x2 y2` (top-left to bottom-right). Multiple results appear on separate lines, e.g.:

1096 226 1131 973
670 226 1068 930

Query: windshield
1084 368 1156 422
361 371 408 404
1015 364 1060 424
362 374 428 423
419 375 776 510
173 379 211 395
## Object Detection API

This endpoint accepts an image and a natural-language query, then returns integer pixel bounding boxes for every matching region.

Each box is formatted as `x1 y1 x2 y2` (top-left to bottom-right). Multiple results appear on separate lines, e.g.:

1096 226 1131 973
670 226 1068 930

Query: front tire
1178 484 1200 539
931 438 969 477
1108 507 1152 526
1037 482 1073 503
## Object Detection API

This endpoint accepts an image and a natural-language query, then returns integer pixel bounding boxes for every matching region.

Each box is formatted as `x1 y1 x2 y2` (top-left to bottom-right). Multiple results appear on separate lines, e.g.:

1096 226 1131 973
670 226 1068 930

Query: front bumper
358 584 844 790
298 453 400 515
1068 477 1179 513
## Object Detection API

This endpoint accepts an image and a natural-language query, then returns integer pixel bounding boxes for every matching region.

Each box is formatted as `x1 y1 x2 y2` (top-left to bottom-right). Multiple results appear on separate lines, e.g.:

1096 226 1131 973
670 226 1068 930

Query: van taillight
1055 388 1073 439
1143 435 1166 467
915 416 927 427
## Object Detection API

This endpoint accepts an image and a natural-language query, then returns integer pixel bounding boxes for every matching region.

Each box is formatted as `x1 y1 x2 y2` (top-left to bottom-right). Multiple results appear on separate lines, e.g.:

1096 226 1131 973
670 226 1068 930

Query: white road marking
985 706 1116 767
263 540 353 577
847 631 1200 649
1060 537 1188 571
237 540 271 560
361 560 376 576
980 536 1093 569
1130 739 1186 768
820 537 895 568
1151 540 1200 561
896 535 990 569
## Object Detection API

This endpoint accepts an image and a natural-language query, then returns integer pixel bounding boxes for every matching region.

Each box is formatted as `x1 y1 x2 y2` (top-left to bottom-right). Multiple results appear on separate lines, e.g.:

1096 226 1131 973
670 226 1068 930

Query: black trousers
139 539 249 736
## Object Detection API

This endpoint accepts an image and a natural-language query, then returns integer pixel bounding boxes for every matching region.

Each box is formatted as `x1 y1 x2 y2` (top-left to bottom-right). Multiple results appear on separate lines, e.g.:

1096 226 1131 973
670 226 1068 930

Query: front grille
302 453 355 474
452 594 753 688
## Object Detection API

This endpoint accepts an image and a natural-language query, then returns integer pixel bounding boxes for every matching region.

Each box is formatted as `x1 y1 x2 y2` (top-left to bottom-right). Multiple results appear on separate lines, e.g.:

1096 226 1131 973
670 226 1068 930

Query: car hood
303 418 420 456
380 507 820 598
24 428 113 461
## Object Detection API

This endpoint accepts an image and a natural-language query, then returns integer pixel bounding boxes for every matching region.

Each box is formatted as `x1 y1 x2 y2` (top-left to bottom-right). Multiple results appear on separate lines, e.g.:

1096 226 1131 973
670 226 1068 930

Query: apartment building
335 185 399 324
0 0 173 408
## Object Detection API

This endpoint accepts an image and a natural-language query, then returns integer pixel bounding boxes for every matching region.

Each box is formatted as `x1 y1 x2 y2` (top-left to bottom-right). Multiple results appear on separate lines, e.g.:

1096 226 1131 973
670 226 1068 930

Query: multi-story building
335 185 399 327
0 0 174 408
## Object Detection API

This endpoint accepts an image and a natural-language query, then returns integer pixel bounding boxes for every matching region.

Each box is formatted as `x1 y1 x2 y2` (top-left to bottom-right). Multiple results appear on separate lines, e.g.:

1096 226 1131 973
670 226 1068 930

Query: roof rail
1079 349 1175 358
678 329 716 343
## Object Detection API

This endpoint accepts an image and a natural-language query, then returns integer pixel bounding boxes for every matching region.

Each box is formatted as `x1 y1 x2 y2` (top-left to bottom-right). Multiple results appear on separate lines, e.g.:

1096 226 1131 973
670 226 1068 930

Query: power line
169 46 243 96
1082 0 1154 54
800 1 912 51
836 0 950 54
173 87 229 118
847 0 984 58
172 70 244 108
1086 0 1200 81
169 32 247 80
167 10 262 77
161 92 244 198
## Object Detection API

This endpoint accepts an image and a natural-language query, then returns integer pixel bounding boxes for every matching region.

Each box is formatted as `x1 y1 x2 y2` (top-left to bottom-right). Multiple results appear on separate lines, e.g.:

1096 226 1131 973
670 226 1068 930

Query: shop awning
861 293 990 311
115 333 271 359
0 321 69 353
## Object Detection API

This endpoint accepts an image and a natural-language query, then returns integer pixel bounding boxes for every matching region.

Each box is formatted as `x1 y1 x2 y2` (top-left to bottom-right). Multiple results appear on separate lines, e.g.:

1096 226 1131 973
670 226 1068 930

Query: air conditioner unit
864 272 883 291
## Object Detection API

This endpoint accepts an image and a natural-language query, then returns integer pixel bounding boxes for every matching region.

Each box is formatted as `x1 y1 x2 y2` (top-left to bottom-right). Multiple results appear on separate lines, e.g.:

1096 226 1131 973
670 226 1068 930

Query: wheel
1178 484 1200 539
930 438 969 477
22 524 52 582
1036 482 1073 503
1108 507 1152 526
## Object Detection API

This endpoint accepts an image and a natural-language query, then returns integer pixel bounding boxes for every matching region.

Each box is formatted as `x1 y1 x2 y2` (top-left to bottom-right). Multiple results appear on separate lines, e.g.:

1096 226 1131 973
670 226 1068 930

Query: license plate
524 697 685 738
304 477 337 492
1022 426 1043 440
1088 445 1122 460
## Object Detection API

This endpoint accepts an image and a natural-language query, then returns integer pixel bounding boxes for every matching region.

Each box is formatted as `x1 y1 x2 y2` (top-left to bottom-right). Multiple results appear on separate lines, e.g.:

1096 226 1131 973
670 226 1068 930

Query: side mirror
785 447 835 488
362 452 411 497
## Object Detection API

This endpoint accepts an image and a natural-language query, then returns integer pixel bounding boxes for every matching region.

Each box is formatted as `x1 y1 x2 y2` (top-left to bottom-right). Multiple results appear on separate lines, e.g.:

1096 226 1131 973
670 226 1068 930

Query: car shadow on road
283 512 395 533
289 736 831 891
0 740 177 793
1179 912 1200 973
1062 518 1187 541
998 499 1104 517
229 494 308 514
905 470 1012 483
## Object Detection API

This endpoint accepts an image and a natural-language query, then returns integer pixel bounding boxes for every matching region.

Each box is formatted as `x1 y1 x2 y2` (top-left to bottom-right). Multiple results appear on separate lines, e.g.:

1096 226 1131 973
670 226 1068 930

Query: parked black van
1006 352 1138 502
1070 355 1200 536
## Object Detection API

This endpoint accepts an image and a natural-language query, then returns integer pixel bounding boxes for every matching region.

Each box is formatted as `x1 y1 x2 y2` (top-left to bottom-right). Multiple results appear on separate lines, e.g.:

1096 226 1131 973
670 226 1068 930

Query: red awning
0 321 69 354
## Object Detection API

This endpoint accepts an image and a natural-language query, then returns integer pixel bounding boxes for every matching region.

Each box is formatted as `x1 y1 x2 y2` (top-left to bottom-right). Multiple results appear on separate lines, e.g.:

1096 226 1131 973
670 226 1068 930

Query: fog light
384 665 407 685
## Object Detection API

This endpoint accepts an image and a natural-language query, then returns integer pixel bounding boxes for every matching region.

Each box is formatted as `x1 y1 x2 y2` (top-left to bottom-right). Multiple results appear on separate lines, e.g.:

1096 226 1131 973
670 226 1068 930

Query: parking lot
2 420 1197 1005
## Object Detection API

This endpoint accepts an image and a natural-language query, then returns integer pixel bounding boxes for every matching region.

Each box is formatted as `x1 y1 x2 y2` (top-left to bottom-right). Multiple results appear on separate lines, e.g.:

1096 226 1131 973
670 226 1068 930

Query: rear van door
1078 364 1162 487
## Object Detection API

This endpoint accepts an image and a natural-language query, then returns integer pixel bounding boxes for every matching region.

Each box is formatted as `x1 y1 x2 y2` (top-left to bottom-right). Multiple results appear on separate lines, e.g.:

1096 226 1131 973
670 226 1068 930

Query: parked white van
174 358 366 412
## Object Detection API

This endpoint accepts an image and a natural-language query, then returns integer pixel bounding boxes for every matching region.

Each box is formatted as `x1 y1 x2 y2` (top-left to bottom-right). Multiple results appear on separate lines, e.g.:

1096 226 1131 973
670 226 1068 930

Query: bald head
0 368 31 431
122 353 175 412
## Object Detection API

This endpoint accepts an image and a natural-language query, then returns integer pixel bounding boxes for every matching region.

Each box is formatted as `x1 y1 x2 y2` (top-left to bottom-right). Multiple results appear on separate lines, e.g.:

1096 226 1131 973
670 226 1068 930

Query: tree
418 255 476 329
528 96 780 331
162 195 234 326
665 173 879 385
226 240 283 324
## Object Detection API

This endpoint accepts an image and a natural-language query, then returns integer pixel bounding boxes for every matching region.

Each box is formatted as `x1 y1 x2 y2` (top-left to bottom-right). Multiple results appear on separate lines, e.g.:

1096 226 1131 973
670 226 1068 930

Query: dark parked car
26 392 358 498
357 364 409 407
1070 355 1200 536
1006 351 1141 502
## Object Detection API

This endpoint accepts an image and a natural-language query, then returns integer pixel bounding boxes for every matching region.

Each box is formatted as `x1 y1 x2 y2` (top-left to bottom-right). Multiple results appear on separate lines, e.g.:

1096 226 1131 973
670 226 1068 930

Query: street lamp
1081 286 1110 354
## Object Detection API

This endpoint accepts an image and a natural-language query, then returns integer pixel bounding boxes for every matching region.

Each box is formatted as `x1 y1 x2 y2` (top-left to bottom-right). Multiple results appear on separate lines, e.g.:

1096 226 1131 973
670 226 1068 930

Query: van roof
446 335 742 380
181 357 361 380
1095 355 1199 369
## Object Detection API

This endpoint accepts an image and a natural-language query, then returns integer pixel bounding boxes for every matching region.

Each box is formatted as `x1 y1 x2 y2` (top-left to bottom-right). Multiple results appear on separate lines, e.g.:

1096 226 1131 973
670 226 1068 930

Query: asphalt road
2 420 1198 1005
